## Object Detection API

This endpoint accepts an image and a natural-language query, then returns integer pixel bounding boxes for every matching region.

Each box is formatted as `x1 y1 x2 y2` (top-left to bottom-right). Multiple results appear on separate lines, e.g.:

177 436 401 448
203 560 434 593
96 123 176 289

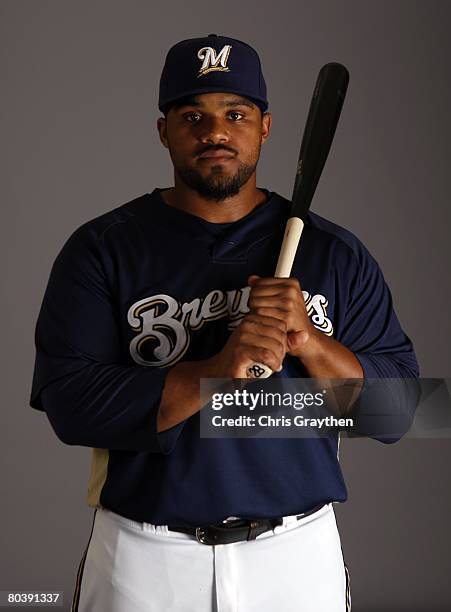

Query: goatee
176 161 256 202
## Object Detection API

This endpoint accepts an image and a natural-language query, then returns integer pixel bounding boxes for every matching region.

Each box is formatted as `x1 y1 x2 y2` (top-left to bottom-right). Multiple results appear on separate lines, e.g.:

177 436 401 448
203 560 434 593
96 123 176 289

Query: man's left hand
248 275 320 360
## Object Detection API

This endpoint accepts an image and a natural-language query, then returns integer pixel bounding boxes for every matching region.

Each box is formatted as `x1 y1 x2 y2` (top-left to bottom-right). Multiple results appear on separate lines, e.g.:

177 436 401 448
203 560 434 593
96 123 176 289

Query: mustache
195 145 238 157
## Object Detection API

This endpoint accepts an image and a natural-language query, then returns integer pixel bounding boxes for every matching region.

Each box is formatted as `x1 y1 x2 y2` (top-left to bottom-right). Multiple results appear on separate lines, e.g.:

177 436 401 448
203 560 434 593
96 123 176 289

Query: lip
197 150 235 160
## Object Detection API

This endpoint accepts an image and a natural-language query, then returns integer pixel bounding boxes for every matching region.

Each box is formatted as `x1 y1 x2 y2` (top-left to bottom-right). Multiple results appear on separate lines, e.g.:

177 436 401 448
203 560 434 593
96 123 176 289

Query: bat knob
246 362 273 379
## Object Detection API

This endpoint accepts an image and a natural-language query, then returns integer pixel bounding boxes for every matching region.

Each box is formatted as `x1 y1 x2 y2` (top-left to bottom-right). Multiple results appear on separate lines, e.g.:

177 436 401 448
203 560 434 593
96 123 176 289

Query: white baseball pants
72 503 351 611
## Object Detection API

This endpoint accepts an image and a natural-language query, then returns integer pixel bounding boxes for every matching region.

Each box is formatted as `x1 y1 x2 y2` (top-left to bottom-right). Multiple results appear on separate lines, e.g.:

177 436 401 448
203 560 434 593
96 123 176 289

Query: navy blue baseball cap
158 34 268 114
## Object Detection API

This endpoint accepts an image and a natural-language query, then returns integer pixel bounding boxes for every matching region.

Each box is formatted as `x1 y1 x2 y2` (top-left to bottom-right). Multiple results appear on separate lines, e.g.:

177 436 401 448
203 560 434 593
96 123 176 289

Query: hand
248 275 320 360
209 312 287 378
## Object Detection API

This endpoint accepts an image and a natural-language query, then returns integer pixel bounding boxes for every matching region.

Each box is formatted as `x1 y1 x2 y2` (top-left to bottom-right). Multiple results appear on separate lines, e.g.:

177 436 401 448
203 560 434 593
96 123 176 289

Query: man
30 34 418 611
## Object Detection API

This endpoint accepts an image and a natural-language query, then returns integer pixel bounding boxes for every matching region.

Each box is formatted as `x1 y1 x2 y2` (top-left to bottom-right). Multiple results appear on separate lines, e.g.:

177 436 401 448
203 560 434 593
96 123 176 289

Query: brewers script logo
197 45 232 77
128 286 333 367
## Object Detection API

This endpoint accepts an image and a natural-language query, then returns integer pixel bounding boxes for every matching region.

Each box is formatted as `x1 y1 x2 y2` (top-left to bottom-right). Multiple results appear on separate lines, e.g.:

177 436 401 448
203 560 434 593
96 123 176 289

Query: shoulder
47 193 156 281
271 191 377 270
306 211 388 296
269 192 385 293
305 210 375 268
65 193 151 248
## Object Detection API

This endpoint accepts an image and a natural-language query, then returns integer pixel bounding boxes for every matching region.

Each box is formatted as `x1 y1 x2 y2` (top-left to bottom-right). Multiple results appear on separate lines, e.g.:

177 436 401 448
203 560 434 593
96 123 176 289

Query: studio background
1 1 450 610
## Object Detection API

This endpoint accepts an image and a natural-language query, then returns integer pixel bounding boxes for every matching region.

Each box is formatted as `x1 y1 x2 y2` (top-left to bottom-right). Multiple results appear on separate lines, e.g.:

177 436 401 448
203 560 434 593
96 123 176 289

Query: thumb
248 274 261 285
287 330 310 353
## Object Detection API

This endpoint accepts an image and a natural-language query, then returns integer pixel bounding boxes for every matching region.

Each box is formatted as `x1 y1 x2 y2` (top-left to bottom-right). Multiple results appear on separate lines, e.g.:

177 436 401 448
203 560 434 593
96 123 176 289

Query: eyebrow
177 96 256 110
219 97 255 109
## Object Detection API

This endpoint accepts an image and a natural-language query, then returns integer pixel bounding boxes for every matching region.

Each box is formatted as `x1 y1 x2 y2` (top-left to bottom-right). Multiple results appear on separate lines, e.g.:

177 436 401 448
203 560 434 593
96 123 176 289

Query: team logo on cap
197 45 232 77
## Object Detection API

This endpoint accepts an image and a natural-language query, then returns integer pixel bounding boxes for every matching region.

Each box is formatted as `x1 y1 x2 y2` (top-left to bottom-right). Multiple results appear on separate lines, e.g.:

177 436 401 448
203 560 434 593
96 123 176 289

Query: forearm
157 357 217 432
294 328 364 417
41 361 172 451
298 328 364 379
158 312 288 432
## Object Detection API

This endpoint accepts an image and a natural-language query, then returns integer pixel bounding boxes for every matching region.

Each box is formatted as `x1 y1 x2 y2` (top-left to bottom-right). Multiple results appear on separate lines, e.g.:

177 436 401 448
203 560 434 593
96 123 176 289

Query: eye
228 111 244 121
184 112 202 123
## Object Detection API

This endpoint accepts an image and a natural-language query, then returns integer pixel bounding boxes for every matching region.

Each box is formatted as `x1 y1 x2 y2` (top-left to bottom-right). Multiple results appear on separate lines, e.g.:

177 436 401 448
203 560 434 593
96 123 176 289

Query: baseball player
30 35 419 612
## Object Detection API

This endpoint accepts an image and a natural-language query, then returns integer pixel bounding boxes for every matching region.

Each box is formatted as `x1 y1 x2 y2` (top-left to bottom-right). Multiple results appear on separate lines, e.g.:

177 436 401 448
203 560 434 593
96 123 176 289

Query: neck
160 174 266 223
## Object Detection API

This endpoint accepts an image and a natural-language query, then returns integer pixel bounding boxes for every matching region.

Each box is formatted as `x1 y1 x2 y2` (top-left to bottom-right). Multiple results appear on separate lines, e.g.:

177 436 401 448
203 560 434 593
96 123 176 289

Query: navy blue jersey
30 188 419 526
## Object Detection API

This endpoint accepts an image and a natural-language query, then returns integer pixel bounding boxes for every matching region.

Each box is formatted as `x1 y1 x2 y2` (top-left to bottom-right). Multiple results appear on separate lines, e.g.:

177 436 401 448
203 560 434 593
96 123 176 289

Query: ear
260 112 272 145
157 117 169 148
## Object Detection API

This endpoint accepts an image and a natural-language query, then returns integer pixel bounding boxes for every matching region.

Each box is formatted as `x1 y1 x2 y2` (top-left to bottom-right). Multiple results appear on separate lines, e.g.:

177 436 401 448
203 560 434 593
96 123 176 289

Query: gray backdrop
1 1 450 610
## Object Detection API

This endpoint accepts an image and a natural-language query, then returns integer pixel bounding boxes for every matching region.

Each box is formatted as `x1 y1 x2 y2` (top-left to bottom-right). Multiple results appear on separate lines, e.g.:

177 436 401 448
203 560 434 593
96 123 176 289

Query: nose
198 116 230 145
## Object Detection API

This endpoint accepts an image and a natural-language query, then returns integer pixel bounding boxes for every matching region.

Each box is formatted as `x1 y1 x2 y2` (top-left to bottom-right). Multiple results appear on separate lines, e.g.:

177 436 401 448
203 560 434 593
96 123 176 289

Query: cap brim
159 86 268 113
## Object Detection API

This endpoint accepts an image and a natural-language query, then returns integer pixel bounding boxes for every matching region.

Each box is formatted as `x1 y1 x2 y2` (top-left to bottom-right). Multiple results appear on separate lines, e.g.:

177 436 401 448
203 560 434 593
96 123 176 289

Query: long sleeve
30 225 184 453
334 236 420 442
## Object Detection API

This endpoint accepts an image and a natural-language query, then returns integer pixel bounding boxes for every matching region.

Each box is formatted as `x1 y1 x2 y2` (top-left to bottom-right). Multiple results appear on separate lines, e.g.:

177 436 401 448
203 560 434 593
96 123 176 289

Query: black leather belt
167 504 325 545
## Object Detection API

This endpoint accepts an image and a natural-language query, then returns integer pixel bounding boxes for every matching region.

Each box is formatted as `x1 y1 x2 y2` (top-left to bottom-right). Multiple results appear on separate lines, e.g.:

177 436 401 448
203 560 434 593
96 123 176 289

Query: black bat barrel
292 63 349 222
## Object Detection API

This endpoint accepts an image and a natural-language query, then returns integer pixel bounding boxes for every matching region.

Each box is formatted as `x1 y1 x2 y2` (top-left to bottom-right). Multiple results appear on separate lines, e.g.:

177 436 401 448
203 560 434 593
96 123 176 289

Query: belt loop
282 515 300 528
246 520 261 541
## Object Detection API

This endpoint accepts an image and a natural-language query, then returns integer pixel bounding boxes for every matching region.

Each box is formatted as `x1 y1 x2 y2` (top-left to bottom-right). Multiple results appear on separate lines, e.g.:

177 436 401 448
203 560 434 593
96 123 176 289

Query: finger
248 274 261 284
249 296 294 311
240 346 282 374
248 306 290 322
249 286 288 298
238 334 285 367
248 276 302 289
239 331 285 353
242 314 287 333
287 330 310 354
240 318 287 351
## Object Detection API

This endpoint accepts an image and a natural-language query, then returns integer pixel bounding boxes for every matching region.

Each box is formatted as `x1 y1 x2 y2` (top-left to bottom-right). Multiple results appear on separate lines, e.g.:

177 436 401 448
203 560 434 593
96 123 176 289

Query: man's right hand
157 314 287 432
209 313 287 378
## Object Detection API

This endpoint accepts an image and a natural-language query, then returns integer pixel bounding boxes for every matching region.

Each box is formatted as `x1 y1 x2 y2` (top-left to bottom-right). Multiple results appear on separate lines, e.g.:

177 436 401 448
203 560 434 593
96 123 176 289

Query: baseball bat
246 62 350 379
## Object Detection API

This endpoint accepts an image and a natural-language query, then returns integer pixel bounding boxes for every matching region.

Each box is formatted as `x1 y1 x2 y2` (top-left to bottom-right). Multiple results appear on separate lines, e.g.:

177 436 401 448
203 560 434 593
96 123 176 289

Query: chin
201 160 236 171
177 159 255 200
208 167 234 178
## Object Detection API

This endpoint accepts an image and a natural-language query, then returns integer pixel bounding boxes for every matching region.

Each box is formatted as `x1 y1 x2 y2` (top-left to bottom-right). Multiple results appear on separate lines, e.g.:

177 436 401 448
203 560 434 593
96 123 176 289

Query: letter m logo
197 45 232 77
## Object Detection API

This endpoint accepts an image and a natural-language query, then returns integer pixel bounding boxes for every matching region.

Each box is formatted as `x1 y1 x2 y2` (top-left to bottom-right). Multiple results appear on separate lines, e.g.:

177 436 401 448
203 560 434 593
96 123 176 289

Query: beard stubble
175 157 258 202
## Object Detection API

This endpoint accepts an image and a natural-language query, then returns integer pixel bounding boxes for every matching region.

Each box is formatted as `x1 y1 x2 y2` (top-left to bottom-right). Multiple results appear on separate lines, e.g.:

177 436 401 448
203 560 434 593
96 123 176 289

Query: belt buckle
195 522 249 545
195 527 208 544
195 519 266 545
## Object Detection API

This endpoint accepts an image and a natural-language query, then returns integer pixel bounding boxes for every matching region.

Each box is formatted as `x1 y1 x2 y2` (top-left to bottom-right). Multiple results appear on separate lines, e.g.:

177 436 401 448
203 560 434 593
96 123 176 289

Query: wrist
290 325 325 364
202 353 226 378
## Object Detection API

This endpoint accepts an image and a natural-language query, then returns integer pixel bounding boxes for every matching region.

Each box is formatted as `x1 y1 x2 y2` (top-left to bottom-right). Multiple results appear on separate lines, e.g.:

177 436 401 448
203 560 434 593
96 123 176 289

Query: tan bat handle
246 217 305 379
